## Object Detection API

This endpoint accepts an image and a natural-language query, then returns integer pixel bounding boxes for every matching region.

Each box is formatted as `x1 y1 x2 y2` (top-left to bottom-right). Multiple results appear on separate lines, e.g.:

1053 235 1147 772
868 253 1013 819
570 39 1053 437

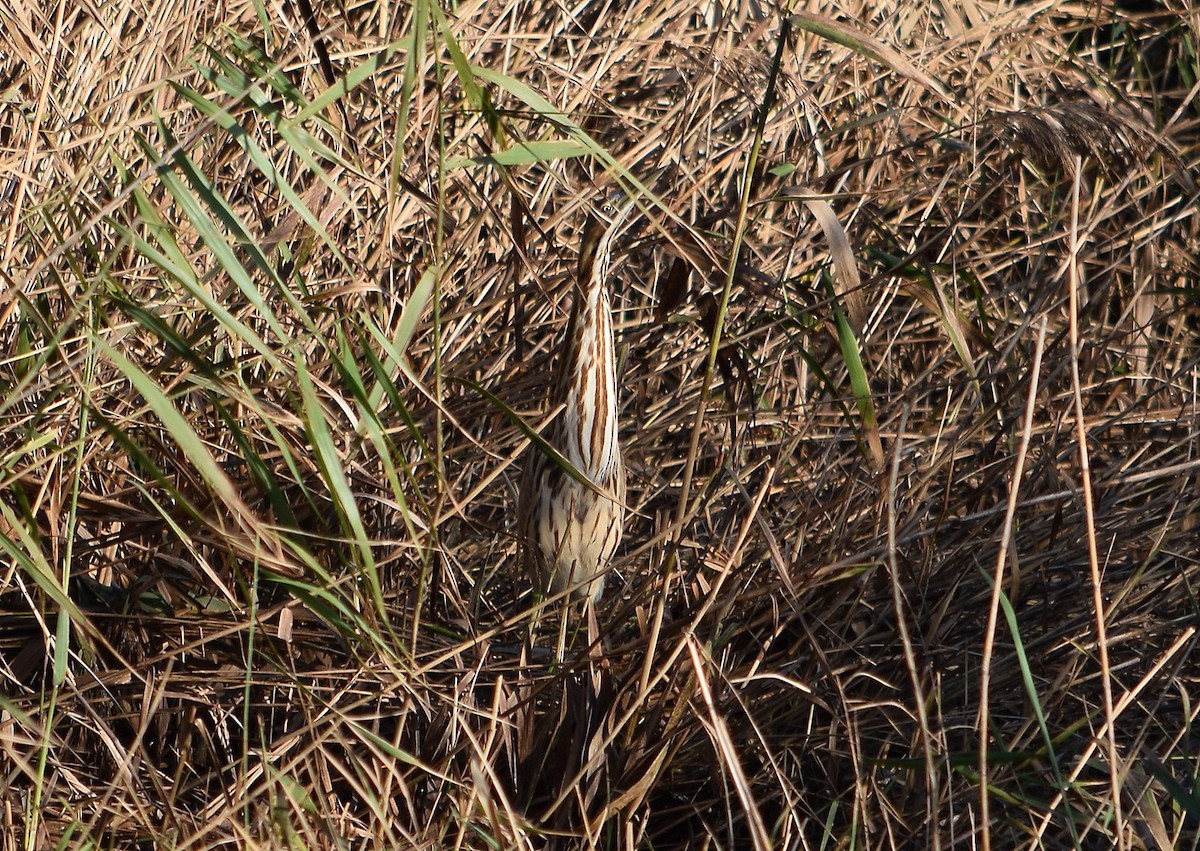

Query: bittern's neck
559 279 619 481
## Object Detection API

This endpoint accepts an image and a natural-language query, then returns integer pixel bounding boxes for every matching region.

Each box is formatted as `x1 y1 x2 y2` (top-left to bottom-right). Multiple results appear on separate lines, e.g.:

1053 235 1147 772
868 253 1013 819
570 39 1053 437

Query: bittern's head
579 191 641 281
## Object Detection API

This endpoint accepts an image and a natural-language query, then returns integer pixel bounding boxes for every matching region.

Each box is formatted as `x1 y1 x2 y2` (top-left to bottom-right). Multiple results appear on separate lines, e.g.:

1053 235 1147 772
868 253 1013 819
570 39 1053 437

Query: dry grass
2 0 1199 848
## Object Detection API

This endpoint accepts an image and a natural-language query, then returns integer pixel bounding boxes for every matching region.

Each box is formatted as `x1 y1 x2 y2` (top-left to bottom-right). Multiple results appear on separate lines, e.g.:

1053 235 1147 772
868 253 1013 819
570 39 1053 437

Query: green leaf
447 139 592 168
294 354 392 636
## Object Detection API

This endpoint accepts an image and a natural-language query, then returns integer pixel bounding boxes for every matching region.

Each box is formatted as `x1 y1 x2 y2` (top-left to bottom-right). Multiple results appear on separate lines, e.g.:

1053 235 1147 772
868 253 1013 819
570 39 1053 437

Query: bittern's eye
601 202 618 217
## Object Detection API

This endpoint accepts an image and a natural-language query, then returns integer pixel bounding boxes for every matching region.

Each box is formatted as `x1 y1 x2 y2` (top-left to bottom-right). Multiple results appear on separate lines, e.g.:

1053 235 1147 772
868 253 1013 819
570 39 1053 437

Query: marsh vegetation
1 1 1198 848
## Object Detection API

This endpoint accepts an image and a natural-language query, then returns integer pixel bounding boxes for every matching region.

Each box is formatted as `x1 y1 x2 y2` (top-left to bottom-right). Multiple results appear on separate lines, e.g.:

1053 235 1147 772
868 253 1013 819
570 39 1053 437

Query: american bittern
518 196 638 603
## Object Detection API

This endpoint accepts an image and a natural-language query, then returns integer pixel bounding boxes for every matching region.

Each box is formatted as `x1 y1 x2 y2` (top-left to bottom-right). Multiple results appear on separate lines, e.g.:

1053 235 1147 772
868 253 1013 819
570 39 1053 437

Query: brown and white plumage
519 197 637 603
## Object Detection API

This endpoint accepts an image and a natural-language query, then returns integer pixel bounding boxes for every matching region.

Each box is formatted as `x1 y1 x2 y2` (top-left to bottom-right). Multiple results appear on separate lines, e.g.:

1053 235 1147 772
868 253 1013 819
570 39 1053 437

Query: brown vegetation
1 0 1198 848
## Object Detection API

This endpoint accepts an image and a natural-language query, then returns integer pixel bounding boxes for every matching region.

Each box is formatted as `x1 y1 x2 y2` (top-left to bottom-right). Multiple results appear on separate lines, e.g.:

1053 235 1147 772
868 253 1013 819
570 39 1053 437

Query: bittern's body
519 200 633 603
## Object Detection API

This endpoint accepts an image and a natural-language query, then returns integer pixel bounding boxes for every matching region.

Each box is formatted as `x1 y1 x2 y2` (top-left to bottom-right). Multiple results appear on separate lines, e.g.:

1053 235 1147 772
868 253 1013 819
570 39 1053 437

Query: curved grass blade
293 353 395 645
788 11 953 102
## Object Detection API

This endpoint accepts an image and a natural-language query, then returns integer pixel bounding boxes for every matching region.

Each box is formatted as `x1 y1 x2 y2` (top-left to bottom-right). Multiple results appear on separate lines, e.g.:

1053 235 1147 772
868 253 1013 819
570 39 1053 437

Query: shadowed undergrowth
1 1 1199 848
